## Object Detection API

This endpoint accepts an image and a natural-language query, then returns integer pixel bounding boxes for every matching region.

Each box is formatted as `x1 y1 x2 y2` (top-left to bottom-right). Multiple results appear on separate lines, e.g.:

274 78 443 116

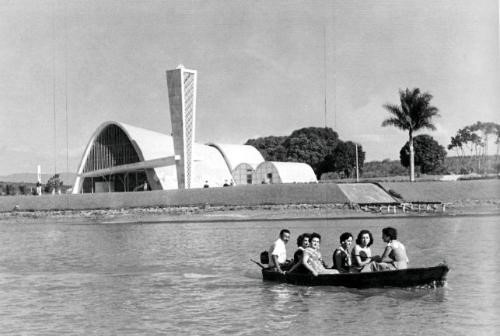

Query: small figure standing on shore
268 229 290 274
36 181 42 196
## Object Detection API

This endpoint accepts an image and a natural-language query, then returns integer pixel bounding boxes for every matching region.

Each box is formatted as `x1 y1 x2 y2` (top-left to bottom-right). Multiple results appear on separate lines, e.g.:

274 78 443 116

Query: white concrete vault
72 121 233 193
72 66 317 194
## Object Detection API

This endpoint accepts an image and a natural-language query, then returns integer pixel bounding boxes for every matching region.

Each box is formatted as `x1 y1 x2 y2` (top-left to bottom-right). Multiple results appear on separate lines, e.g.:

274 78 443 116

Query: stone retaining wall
2 179 498 212
0 183 350 212
379 179 500 202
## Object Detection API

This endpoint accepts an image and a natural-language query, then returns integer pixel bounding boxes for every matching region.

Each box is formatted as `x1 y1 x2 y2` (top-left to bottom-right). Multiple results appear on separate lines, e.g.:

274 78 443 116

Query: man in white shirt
269 229 291 274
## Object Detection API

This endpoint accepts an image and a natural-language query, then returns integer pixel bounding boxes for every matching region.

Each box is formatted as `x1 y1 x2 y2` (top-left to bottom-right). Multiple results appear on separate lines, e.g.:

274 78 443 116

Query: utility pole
323 24 327 128
355 143 359 183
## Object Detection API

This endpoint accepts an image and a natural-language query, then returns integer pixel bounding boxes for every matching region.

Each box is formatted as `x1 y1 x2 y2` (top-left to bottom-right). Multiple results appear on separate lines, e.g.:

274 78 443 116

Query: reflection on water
0 216 498 335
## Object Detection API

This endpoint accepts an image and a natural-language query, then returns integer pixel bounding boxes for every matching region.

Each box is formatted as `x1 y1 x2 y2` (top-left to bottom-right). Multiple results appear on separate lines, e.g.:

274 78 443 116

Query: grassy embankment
0 179 498 222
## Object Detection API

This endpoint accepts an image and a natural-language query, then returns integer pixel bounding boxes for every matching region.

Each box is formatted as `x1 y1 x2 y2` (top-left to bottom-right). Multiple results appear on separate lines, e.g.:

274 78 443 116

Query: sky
0 0 499 176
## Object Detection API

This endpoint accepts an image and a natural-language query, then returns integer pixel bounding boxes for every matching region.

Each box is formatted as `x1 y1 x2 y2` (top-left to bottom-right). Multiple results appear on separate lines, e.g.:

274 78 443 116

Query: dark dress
332 248 350 272
289 248 308 273
293 249 303 264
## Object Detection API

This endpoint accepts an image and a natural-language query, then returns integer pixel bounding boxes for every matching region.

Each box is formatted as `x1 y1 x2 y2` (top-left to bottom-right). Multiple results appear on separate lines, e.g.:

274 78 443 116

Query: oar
250 259 265 269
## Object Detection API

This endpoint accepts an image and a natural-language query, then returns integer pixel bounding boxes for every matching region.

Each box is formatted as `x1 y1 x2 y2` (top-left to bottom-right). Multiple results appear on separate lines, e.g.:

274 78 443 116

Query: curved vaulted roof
255 161 317 184
73 121 233 192
76 121 174 176
207 143 264 171
233 162 259 171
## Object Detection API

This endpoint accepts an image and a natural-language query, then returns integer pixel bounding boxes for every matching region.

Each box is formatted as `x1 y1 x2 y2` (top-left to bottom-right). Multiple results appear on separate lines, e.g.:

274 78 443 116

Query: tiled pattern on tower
183 72 195 188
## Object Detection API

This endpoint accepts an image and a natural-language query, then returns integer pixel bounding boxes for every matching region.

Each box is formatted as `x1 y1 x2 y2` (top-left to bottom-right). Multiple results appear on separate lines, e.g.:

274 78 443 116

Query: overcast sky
0 0 499 175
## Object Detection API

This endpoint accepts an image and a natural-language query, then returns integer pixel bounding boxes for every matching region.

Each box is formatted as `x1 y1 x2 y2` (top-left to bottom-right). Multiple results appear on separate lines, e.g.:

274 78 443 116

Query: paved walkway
338 183 396 204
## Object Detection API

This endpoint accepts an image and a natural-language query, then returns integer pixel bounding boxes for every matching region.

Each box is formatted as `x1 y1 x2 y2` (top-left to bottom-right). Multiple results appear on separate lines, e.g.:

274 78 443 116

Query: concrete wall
380 179 500 202
0 183 350 212
338 183 396 204
3 180 497 212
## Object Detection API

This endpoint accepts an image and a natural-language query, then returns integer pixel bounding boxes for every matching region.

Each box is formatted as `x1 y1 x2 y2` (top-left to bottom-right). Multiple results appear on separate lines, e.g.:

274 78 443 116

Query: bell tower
166 65 197 189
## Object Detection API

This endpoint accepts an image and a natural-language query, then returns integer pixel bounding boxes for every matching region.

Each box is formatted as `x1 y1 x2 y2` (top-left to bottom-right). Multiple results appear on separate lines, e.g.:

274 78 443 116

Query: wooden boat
260 264 449 288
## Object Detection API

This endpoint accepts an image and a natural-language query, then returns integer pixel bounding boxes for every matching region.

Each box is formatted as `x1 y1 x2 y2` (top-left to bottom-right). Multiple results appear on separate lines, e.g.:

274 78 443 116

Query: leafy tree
318 141 365 178
246 127 342 177
448 121 500 173
283 127 340 175
400 134 447 174
448 133 465 157
448 128 473 171
469 121 497 153
382 88 440 182
6 184 16 195
494 124 500 159
466 121 499 172
45 174 63 194
245 136 287 161
494 162 500 174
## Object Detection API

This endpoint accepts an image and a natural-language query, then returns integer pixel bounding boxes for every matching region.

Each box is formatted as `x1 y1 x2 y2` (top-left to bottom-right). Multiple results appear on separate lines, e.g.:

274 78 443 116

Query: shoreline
1 200 499 224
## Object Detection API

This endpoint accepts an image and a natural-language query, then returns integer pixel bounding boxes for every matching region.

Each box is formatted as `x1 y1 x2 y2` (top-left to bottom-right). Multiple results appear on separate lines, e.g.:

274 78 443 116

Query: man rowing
268 229 291 274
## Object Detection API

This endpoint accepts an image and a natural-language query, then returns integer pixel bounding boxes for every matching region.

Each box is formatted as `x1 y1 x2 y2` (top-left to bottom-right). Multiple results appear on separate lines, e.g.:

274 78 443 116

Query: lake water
0 215 498 335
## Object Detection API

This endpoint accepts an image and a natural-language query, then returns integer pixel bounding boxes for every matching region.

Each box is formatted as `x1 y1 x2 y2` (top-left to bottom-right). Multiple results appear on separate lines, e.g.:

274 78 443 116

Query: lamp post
355 143 359 183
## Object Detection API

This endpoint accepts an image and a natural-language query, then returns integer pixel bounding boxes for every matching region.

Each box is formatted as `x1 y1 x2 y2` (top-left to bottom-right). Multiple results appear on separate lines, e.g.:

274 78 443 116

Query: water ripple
0 217 498 335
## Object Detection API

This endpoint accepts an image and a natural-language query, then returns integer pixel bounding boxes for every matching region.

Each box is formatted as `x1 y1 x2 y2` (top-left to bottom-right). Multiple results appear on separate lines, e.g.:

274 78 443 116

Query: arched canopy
232 162 259 185
254 161 317 184
76 121 174 174
208 143 264 171
73 121 232 193
82 124 141 173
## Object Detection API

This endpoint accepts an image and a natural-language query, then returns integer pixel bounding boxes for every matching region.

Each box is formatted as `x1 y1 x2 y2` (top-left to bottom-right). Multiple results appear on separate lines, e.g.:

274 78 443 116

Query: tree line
394 121 500 176
246 87 499 180
448 121 500 174
0 174 68 196
245 127 365 179
381 88 500 178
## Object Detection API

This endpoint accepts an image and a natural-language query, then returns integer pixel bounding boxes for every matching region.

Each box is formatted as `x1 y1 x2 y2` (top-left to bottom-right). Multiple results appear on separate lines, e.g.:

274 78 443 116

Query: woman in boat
332 232 353 273
287 233 311 273
302 233 338 276
370 227 409 271
351 230 375 272
293 233 310 264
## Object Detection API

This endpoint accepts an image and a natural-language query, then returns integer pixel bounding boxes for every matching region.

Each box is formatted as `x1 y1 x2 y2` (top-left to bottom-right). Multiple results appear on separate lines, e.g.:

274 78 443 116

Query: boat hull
262 264 449 288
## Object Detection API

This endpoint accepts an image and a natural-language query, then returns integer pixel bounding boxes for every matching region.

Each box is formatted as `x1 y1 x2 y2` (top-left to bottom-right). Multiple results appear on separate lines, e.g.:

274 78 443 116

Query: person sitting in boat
369 227 409 271
268 229 291 274
287 233 311 274
302 233 339 276
351 229 377 272
332 232 353 273
293 233 311 263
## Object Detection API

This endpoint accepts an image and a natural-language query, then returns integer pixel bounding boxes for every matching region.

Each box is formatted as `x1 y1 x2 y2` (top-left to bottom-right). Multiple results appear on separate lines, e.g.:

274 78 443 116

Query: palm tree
382 88 440 182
